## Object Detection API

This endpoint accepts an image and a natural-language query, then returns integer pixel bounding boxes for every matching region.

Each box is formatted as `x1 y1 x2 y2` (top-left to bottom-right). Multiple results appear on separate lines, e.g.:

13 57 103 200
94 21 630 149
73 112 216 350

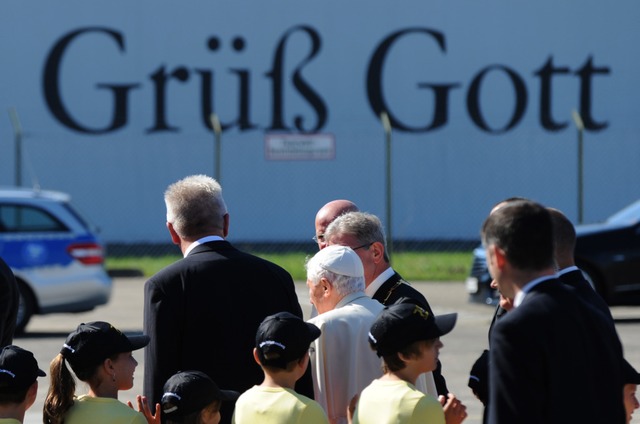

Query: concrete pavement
15 277 640 424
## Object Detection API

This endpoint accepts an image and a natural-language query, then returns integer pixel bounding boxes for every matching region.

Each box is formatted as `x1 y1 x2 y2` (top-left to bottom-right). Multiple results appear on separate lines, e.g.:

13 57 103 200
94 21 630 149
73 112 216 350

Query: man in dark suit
143 175 308 424
0 256 19 347
548 207 612 317
484 200 625 424
324 211 449 396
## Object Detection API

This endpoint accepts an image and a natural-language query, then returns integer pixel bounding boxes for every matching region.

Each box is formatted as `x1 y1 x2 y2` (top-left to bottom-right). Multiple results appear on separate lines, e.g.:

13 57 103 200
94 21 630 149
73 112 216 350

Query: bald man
314 200 359 249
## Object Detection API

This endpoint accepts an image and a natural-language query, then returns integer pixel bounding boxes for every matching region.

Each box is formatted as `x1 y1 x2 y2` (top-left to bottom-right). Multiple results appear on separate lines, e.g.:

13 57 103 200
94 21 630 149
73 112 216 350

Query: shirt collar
557 265 579 277
514 274 557 307
335 291 368 309
184 235 225 257
365 267 395 297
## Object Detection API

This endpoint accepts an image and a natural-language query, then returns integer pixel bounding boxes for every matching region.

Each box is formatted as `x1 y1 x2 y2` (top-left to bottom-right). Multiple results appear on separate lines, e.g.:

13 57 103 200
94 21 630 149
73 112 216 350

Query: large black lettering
576 56 609 131
146 66 189 133
42 27 139 134
535 56 571 131
266 26 327 132
198 36 257 132
467 65 527 134
367 28 460 132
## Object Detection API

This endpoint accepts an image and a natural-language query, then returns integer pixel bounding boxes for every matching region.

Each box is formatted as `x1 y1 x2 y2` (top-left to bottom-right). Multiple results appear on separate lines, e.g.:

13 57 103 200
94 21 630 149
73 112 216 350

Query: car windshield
606 199 640 225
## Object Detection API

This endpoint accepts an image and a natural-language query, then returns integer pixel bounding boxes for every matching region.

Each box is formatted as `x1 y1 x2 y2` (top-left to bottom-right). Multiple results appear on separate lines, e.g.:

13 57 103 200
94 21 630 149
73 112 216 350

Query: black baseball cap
255 311 321 369
0 345 46 391
623 359 640 384
60 321 150 370
368 303 457 357
161 370 239 420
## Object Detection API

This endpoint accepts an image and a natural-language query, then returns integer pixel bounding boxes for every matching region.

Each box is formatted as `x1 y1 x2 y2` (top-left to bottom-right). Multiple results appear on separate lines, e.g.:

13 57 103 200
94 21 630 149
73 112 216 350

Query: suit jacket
488 278 625 424
0 257 18 347
143 241 308 424
559 268 612 319
371 271 449 396
371 271 433 314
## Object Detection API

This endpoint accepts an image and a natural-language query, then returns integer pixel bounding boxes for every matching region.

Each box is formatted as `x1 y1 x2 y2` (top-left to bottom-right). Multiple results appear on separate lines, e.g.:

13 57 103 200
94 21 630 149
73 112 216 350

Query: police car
0 188 112 333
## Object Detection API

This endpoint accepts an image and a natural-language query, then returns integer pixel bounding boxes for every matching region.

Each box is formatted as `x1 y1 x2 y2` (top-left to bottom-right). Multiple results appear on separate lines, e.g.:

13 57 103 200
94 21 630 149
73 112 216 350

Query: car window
62 203 94 232
0 204 68 233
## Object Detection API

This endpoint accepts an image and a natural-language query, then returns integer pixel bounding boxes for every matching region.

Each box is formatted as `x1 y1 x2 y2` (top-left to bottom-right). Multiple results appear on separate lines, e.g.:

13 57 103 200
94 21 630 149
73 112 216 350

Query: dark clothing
559 268 638 400
372 271 449 396
372 271 433 314
143 240 309 424
475 269 623 423
488 278 625 424
0 257 19 347
559 268 611 319
469 303 506 423
488 305 508 340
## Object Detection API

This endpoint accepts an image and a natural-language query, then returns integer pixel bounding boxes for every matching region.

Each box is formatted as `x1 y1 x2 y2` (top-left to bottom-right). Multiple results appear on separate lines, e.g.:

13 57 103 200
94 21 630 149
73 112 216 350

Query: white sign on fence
265 133 335 161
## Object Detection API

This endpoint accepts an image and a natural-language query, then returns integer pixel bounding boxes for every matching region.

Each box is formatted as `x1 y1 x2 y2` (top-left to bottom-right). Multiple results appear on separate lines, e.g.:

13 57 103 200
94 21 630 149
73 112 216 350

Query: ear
494 245 507 270
397 351 412 365
24 381 38 409
370 241 386 264
298 351 310 370
252 347 262 365
222 213 230 238
487 244 505 271
166 222 181 245
320 277 332 296
103 357 114 371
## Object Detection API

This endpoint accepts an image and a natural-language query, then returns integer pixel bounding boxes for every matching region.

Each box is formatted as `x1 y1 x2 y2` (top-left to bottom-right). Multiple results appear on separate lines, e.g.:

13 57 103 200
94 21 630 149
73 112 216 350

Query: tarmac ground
15 277 640 424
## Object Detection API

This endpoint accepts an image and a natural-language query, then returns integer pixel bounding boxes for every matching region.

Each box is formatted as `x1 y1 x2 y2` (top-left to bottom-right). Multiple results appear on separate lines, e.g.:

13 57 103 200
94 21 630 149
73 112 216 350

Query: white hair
164 174 228 239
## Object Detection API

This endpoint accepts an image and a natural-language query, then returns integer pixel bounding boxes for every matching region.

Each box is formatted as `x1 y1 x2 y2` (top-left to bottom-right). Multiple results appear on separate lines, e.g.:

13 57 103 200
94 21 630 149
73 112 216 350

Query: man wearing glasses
324 211 449 397
313 200 359 250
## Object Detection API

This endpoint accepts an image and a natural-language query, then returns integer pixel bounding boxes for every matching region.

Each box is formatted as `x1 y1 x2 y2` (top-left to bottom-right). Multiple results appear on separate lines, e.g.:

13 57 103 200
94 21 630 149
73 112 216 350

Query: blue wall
1 1 637 243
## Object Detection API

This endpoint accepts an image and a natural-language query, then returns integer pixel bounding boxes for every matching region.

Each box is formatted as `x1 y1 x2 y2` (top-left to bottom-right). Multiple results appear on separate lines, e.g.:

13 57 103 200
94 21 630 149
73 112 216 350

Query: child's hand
127 394 161 424
440 393 467 424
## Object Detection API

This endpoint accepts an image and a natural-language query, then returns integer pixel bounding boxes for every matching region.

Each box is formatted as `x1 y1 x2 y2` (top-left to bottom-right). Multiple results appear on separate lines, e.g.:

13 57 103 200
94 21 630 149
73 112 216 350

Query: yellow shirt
64 395 147 424
233 385 328 424
354 379 445 424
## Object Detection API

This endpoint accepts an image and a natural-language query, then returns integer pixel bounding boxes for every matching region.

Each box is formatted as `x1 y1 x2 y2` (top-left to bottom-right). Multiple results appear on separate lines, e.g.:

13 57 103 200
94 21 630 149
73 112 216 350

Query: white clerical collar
514 274 557 307
365 267 395 297
335 291 368 309
184 235 225 257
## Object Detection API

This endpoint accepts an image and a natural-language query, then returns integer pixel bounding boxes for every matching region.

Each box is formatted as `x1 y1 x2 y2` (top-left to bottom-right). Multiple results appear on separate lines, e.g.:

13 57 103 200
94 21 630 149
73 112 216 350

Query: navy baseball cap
60 321 149 369
256 312 321 369
368 303 457 356
0 345 46 391
623 359 640 384
161 370 239 420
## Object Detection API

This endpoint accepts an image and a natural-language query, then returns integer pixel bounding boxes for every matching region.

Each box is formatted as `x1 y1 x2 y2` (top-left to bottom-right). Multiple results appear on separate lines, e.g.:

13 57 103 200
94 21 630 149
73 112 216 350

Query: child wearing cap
0 345 46 423
161 370 239 424
43 321 159 424
232 312 328 424
353 303 466 424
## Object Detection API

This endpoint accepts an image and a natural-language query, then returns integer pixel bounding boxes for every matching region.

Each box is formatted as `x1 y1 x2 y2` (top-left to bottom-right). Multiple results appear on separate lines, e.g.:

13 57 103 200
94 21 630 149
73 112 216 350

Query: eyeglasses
352 242 373 251
312 234 325 243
